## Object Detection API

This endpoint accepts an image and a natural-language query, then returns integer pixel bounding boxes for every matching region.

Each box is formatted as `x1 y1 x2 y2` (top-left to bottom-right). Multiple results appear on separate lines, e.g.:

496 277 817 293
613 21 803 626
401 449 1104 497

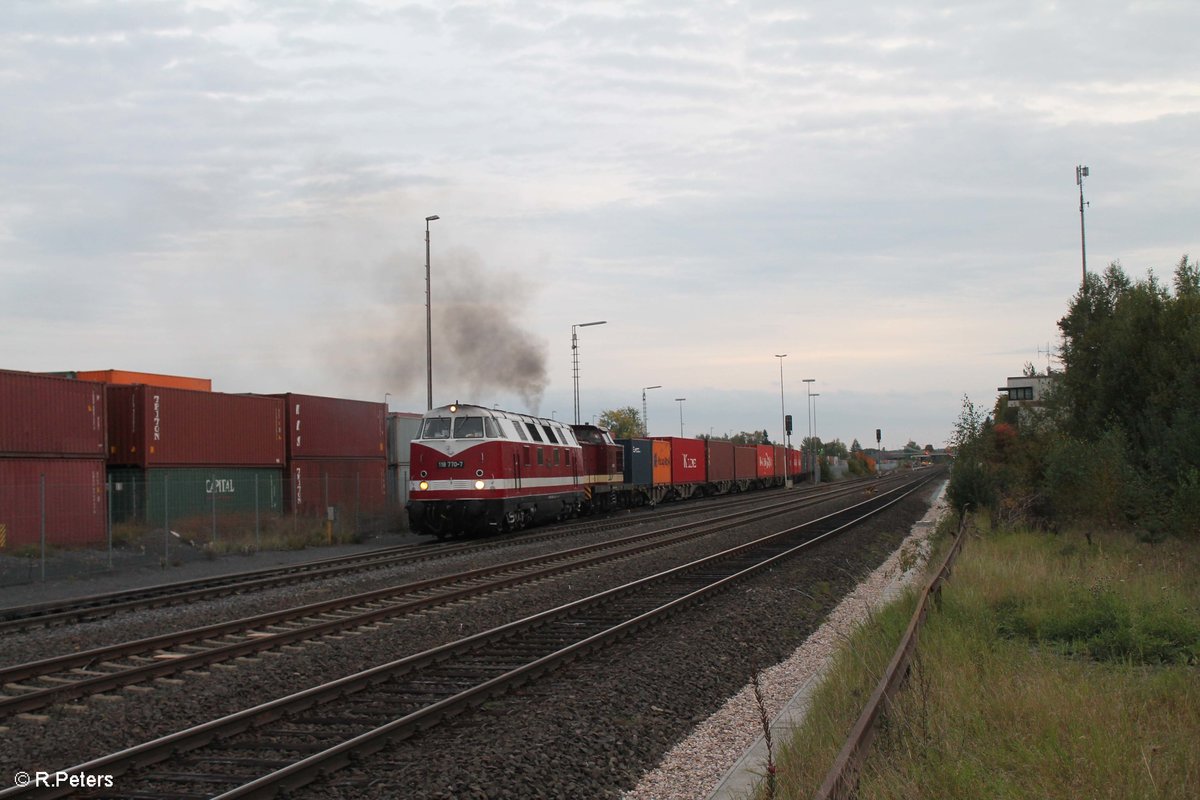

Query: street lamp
675 397 686 437
803 378 815 483
424 214 440 410
812 393 821 484
384 392 391 410
641 385 661 437
775 355 792 488
1076 165 1090 288
572 320 607 424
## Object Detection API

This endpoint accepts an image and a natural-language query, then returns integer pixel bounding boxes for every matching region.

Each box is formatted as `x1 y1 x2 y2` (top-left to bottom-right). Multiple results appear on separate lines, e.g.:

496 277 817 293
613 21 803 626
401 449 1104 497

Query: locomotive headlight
418 480 429 491
474 480 486 490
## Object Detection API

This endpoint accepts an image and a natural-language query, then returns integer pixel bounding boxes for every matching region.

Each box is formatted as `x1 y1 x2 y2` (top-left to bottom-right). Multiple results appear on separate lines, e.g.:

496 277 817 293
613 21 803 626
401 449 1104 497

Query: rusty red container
271 394 386 460
775 445 786 479
755 444 776 479
107 385 284 468
734 446 757 481
286 459 387 516
653 437 707 485
0 458 107 549
0 369 105 457
789 447 803 478
706 440 734 483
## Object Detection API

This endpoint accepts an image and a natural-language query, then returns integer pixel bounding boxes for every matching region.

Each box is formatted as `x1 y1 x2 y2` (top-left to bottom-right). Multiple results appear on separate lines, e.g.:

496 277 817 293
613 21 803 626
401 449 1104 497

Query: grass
765 521 1200 800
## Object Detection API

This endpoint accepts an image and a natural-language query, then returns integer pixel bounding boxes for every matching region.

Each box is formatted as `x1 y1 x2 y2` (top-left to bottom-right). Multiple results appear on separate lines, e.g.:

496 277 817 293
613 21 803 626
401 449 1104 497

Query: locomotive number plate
438 460 464 469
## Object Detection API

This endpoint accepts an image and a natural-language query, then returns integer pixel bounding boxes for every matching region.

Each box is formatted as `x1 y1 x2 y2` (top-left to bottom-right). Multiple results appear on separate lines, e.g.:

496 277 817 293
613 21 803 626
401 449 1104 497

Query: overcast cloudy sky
3 1 1196 450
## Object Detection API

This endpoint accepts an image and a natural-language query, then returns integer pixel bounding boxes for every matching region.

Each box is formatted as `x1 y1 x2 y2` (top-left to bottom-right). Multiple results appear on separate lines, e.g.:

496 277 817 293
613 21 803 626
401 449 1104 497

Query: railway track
0 479 891 718
0 478 880 634
0 474 936 800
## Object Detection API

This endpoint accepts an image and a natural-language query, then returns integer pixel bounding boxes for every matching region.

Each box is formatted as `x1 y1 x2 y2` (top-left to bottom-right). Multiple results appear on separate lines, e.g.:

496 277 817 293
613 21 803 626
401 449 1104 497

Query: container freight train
406 403 806 538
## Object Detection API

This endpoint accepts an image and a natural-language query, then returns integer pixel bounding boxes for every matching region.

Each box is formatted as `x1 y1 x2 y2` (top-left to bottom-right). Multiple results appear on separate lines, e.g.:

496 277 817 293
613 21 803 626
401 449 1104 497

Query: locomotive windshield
419 417 451 439
452 416 486 439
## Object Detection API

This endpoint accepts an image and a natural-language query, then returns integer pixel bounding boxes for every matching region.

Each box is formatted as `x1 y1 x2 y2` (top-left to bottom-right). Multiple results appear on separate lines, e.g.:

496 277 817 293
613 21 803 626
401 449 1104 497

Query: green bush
947 458 996 516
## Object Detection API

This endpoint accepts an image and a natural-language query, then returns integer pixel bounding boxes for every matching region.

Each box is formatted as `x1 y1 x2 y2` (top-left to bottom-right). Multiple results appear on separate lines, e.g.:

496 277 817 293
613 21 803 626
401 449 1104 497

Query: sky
2 1 1197 451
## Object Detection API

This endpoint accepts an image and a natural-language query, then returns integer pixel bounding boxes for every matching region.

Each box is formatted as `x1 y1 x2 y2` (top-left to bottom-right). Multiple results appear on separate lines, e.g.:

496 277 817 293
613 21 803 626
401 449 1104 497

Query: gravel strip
625 481 948 800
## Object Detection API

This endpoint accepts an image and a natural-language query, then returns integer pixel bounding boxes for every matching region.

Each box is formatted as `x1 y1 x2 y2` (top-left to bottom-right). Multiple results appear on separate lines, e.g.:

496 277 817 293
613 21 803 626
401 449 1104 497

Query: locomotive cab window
453 416 486 439
484 418 501 438
420 417 451 439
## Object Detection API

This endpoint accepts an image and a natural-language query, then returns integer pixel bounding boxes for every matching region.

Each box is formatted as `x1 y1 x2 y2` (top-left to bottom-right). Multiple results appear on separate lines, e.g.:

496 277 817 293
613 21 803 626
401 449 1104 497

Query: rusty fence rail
813 510 970 800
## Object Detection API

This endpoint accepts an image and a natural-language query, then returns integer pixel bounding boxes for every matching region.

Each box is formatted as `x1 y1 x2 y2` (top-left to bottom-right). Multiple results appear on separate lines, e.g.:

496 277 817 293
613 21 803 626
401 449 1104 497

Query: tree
823 439 849 459
597 407 642 439
726 430 771 445
850 438 862 453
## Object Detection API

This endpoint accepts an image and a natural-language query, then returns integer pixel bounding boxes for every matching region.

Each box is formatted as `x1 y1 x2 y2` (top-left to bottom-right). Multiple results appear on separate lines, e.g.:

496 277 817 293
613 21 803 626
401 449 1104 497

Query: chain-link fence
0 467 408 587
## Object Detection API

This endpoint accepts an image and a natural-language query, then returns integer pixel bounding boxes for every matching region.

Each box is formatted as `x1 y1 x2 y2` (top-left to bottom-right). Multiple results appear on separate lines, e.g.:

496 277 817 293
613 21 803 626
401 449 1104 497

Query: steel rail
0 479 879 717
0 477 883 634
0 475 936 800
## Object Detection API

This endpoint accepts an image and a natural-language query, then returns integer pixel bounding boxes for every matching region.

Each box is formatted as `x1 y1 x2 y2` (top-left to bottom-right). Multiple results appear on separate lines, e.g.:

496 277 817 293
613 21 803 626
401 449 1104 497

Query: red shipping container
653 437 706 485
0 369 105 457
287 459 387 516
706 440 734 483
775 445 786 479
755 444 776 479
0 458 106 549
789 447 803 477
107 385 284 468
734 446 757 481
271 394 386 460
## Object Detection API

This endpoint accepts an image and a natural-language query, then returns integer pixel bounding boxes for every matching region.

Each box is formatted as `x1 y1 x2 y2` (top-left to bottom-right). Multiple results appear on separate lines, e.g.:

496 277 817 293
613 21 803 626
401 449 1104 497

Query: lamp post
384 392 391 410
642 385 661 436
775 354 791 488
675 397 686 437
1076 165 1090 289
424 214 440 410
803 378 815 483
812 393 821 484
572 320 607 424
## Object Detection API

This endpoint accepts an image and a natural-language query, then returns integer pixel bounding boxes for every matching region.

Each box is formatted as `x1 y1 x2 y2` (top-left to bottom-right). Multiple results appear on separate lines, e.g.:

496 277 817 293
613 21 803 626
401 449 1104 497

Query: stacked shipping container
272 394 387 519
387 412 423 507
0 370 108 548
106 385 285 525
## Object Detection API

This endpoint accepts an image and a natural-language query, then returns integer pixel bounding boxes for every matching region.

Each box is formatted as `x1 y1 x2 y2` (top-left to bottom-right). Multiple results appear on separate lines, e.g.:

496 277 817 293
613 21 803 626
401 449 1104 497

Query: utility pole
1076 165 1089 289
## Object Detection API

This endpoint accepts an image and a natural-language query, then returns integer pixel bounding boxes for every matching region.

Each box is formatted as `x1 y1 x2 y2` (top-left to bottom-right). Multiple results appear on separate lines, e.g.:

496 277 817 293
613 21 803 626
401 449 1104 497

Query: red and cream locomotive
407 403 619 537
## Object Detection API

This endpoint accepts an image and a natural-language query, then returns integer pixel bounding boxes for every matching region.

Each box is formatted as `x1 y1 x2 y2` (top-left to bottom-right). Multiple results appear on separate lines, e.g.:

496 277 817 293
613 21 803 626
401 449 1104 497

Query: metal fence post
255 474 260 551
106 479 113 570
211 472 218 544
356 472 361 535
163 473 170 569
39 473 46 582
